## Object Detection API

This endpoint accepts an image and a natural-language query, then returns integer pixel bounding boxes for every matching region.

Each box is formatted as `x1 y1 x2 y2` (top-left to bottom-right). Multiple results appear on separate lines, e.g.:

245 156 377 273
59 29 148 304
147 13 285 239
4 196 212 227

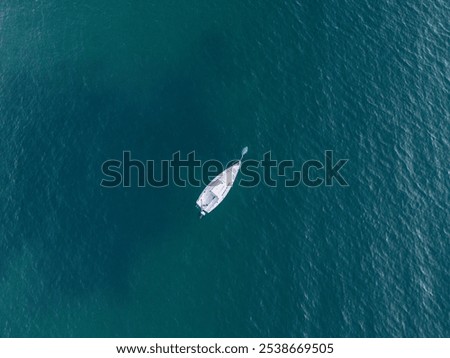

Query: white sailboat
196 147 248 218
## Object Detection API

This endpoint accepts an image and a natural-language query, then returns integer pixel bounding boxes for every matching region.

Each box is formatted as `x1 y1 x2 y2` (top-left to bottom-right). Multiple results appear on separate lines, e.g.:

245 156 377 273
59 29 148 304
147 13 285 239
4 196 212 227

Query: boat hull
196 162 241 216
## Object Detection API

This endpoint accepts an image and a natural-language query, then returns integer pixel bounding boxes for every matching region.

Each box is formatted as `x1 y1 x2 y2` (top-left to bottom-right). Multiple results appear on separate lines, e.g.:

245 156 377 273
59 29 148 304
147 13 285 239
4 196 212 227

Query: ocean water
1 0 449 337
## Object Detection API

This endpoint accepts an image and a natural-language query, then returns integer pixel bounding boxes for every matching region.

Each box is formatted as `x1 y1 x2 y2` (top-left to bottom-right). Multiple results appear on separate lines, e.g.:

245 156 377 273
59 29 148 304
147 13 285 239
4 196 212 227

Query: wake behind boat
196 147 248 218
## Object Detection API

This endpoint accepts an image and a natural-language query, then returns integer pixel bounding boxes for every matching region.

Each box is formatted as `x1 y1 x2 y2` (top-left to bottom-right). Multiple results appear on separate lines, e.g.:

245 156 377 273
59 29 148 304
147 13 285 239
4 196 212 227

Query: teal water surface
1 0 449 337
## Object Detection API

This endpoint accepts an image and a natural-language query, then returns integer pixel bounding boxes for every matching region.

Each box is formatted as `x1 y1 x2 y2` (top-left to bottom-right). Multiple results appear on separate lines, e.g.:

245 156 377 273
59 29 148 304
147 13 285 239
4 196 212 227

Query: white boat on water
196 147 248 218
